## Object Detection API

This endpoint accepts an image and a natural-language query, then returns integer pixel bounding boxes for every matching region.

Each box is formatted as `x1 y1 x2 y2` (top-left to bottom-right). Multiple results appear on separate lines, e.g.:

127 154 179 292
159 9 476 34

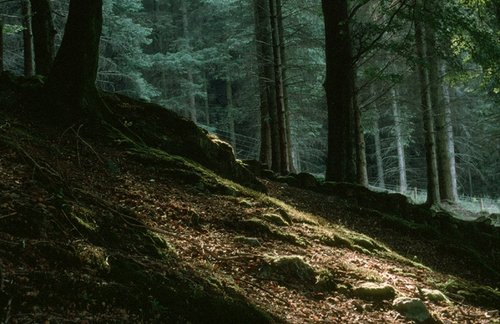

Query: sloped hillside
1 75 499 323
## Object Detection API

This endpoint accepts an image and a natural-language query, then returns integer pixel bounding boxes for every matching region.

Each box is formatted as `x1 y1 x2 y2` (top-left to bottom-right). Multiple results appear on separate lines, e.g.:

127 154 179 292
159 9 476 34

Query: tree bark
440 63 458 200
371 85 385 188
0 17 4 73
226 77 237 150
269 0 289 174
391 87 407 193
414 0 440 205
276 0 295 173
180 0 196 122
22 0 34 77
30 0 55 76
45 0 103 116
354 85 368 186
254 0 279 170
322 0 357 183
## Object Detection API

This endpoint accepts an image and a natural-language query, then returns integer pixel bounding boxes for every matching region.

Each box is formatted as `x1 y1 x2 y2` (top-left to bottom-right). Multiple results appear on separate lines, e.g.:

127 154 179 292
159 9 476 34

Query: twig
0 212 16 220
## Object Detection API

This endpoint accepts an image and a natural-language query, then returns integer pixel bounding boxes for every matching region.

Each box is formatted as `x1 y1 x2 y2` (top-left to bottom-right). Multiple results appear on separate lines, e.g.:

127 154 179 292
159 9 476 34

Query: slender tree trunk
204 77 210 126
226 77 237 150
414 0 440 205
30 0 55 75
370 86 385 188
373 117 385 188
45 0 103 116
0 17 4 73
322 0 357 183
181 0 196 122
276 0 295 173
22 0 34 77
441 63 458 200
392 87 407 193
254 0 279 171
269 0 288 174
354 84 368 186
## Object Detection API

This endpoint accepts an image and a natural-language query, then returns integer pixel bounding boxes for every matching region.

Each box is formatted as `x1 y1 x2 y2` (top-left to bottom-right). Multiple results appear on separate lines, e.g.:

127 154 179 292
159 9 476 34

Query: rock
261 169 275 180
353 282 396 301
241 159 263 176
275 175 297 186
393 297 431 322
234 236 261 247
295 172 319 189
421 288 449 303
261 213 291 226
261 255 316 282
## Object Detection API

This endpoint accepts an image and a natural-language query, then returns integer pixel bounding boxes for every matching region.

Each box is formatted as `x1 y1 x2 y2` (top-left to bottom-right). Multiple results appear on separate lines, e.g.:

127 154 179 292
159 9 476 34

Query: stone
295 172 319 189
421 288 449 303
261 255 316 282
353 282 396 301
393 297 431 322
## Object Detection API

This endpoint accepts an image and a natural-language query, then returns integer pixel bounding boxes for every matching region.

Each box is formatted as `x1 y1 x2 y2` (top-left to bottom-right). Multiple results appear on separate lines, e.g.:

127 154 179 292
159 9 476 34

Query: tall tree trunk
269 0 288 174
391 86 407 193
440 63 458 200
181 0 196 122
0 17 4 73
354 84 368 186
30 0 55 76
276 0 295 173
414 0 440 205
254 0 279 171
45 0 103 116
22 0 34 77
322 0 357 183
204 77 210 126
226 77 237 150
371 86 385 188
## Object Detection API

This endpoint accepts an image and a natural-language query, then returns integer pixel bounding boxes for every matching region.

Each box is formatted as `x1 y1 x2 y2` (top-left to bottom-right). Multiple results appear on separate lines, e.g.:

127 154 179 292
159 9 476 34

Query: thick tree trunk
45 0 103 116
0 17 4 73
30 0 55 76
269 0 288 174
414 0 440 205
254 0 279 170
322 0 357 183
22 0 34 77
391 87 407 193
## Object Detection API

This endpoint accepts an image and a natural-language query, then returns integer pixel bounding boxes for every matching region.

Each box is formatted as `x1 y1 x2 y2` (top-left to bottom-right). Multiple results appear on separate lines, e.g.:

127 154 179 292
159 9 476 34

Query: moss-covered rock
352 282 396 301
421 288 450 303
393 297 431 323
294 172 319 189
261 255 316 283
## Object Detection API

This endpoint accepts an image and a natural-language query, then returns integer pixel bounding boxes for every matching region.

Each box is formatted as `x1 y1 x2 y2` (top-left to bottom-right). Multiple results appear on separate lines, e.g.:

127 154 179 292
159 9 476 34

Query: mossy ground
0 75 499 322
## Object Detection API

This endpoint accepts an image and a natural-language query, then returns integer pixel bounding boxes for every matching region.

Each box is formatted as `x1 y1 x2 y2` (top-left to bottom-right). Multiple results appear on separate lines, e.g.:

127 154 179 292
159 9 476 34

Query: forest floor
1 82 499 322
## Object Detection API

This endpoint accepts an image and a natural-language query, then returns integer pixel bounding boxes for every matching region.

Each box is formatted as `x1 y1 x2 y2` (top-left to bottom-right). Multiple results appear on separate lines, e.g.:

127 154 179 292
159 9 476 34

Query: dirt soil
1 98 499 323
